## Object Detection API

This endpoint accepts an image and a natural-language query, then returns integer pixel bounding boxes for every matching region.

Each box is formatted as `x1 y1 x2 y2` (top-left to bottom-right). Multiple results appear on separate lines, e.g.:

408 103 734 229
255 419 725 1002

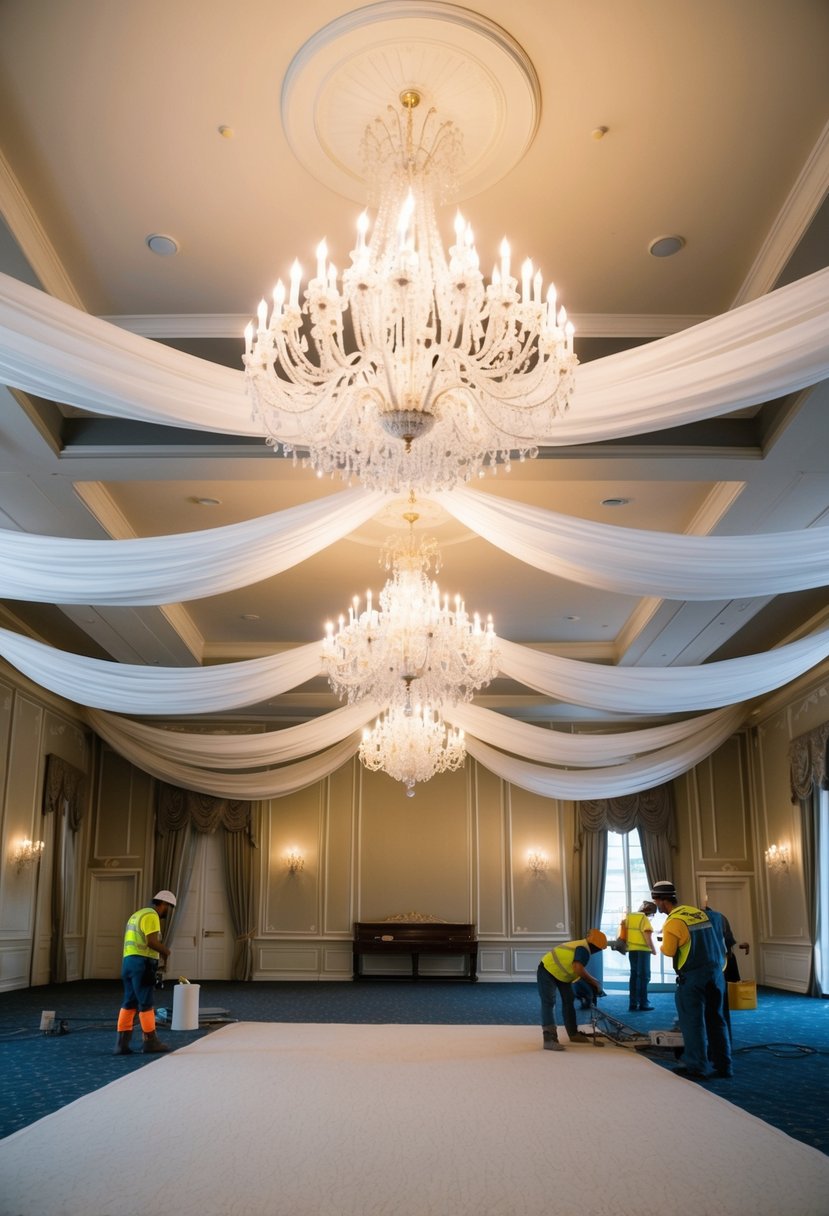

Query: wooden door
171 833 234 981
698 873 755 981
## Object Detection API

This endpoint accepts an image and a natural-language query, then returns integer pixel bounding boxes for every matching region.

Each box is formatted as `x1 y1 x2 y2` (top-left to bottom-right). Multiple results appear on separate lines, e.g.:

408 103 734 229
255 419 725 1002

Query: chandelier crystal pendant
359 704 466 797
244 91 578 493
322 509 499 710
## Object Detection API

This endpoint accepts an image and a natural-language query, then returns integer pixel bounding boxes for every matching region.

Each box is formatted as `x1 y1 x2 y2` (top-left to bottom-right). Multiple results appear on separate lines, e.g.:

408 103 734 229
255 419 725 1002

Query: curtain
223 824 258 982
42 756 87 984
789 721 829 801
154 782 256 969
575 784 677 942
789 722 829 997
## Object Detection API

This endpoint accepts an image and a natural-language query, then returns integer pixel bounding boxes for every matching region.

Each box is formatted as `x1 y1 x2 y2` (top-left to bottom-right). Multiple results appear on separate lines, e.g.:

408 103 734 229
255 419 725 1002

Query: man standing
537 929 608 1051
114 890 177 1055
619 900 657 1011
651 880 732 1080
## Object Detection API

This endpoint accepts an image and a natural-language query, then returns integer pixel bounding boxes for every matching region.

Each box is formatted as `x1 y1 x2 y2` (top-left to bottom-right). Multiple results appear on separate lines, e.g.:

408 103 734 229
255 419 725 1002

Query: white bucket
171 982 200 1030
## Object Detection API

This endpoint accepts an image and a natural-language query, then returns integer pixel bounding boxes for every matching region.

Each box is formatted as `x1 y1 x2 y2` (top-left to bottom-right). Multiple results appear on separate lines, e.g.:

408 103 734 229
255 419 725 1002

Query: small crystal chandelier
359 705 466 797
244 91 577 492
322 504 499 709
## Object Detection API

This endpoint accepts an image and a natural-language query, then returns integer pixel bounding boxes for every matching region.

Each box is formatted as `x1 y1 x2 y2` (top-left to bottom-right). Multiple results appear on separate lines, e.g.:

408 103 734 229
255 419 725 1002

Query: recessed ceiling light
240 613 260 622
146 233 179 256
601 497 631 507
648 235 685 258
190 496 222 507
564 614 580 622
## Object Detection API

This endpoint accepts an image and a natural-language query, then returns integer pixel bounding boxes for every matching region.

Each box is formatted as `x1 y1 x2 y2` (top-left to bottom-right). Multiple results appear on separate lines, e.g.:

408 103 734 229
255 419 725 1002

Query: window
599 830 671 986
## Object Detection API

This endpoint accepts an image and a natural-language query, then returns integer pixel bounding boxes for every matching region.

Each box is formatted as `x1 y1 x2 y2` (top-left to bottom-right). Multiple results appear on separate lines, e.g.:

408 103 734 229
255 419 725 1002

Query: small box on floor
728 980 757 1010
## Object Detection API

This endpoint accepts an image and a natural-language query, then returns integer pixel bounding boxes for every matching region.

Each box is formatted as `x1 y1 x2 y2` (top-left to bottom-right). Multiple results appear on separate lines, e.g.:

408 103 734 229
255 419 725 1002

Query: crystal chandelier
244 91 577 493
322 506 499 710
359 705 466 797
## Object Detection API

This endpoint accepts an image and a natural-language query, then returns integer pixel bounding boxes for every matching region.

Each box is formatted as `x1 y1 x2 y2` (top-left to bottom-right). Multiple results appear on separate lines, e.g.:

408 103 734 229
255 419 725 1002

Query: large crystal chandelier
322 506 499 710
359 705 466 797
244 91 577 493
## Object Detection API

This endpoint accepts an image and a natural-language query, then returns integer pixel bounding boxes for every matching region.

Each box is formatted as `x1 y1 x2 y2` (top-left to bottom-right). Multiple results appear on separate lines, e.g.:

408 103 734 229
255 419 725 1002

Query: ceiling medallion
243 6 577 492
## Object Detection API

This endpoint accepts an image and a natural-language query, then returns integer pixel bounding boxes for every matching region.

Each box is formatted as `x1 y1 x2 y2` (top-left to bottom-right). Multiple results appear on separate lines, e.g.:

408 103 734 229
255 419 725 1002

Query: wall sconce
527 850 549 876
12 838 45 874
285 849 304 875
764 843 790 873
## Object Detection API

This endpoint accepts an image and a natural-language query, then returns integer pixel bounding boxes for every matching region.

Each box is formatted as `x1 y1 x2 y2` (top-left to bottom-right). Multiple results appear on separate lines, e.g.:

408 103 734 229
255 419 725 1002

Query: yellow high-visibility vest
123 907 161 959
541 939 588 982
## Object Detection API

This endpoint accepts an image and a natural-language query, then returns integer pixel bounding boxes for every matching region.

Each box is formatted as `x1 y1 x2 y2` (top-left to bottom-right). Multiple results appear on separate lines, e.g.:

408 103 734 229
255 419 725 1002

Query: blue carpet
1 981 827 1154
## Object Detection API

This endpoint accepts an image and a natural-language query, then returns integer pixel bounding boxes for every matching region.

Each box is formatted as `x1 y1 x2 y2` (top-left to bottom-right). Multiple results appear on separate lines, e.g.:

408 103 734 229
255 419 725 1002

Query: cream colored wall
0 673 91 991
0 658 825 991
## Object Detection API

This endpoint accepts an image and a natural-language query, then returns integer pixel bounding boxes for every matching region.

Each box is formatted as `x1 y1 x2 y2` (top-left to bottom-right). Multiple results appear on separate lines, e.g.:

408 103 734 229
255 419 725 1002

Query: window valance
156 781 253 838
789 721 829 801
578 783 677 840
42 754 86 831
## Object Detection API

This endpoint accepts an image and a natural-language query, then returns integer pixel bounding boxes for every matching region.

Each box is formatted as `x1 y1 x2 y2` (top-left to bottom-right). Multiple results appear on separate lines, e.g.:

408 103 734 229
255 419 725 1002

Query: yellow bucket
728 980 757 1010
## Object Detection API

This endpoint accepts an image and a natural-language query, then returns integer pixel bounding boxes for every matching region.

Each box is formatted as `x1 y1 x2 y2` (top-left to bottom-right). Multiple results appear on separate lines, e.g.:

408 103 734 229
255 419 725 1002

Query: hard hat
651 880 677 901
586 929 608 949
153 890 177 907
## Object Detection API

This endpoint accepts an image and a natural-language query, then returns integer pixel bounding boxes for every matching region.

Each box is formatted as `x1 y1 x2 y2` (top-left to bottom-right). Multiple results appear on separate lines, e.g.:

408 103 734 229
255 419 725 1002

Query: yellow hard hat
586 929 608 949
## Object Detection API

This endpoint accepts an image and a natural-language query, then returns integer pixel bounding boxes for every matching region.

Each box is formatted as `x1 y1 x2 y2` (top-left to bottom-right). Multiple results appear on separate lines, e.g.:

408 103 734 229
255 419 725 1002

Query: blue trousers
537 963 578 1037
121 955 157 1013
628 950 652 1009
674 965 731 1075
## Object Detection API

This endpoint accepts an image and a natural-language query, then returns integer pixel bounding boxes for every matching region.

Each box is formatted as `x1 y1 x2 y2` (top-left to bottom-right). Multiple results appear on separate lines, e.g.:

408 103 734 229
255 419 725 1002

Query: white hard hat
153 890 177 907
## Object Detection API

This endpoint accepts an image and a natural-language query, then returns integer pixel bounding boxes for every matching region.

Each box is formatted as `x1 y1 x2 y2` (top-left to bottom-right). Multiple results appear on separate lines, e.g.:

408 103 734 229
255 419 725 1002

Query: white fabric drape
83 700 743 801
2 483 827 604
0 489 384 604
436 489 829 599
0 628 323 714
88 709 361 798
448 703 738 766
3 624 827 717
462 705 746 798
497 632 829 713
86 702 378 768
1 266 828 444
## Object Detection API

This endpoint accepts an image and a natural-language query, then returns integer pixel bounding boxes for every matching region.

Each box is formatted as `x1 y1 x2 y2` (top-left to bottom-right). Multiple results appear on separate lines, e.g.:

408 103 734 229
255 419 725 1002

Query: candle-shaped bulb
356 210 369 249
521 258 532 303
500 237 511 279
257 298 268 332
289 260 302 308
316 240 327 283
243 322 253 357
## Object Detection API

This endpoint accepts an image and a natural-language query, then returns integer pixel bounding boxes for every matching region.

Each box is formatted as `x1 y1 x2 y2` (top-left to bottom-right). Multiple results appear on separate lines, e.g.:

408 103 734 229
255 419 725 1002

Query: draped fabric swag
154 783 257 979
1 484 826 607
42 755 87 984
2 266 828 443
0 268 828 800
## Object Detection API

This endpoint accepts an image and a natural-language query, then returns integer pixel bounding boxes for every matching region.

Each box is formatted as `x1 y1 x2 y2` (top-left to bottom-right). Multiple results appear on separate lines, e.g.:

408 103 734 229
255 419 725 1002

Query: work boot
542 1025 564 1052
142 1031 171 1054
113 1031 133 1055
568 1031 594 1044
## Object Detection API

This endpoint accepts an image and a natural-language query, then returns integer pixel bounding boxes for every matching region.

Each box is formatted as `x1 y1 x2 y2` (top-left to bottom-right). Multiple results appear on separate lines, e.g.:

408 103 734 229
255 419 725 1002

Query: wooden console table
353 920 478 982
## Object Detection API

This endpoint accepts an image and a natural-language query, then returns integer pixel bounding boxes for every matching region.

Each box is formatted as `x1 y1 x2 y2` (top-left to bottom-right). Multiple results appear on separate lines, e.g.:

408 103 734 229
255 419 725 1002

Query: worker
651 880 732 1080
537 929 608 1051
114 890 177 1055
619 900 657 1011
